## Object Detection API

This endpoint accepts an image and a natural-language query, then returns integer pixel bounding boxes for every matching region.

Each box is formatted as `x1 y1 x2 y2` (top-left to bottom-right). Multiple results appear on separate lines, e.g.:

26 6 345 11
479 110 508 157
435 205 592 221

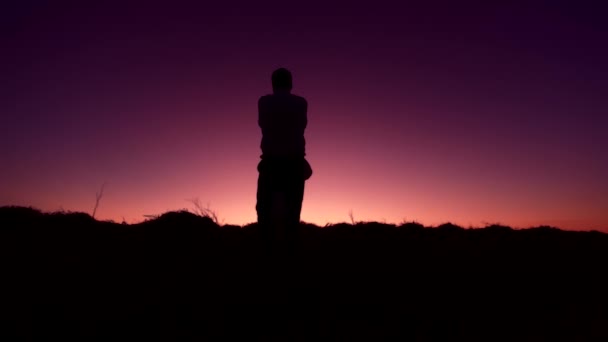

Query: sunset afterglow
2 2 607 230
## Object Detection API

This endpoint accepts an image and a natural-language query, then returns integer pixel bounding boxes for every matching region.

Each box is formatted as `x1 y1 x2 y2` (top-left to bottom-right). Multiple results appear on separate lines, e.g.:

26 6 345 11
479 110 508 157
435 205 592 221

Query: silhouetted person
256 68 312 256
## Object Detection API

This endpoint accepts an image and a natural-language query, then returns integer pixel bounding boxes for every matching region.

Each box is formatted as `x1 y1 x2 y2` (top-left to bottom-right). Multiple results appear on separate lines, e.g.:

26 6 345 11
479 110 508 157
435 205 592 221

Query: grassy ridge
1 206 607 341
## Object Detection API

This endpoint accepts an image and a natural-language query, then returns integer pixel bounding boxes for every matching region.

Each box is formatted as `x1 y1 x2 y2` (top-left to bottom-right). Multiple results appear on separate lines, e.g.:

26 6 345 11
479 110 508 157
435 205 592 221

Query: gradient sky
2 1 607 230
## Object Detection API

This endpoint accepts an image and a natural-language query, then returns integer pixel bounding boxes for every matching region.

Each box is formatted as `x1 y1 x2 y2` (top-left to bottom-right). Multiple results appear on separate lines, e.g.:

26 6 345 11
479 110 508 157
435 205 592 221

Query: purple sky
2 1 607 230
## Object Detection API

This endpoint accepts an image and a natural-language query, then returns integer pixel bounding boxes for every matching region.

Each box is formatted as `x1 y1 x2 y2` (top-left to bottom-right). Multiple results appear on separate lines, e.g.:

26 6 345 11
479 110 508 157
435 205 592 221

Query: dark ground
1 206 607 341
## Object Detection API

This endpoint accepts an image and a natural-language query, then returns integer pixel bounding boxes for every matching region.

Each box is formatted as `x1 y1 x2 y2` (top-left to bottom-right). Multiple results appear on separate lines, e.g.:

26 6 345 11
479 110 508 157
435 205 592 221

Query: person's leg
256 173 268 225
289 178 305 226
256 170 274 253
285 176 305 256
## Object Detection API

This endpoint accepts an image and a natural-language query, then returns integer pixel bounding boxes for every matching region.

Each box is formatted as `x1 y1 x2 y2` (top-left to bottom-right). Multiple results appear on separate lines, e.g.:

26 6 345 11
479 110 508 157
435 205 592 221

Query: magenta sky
2 2 607 230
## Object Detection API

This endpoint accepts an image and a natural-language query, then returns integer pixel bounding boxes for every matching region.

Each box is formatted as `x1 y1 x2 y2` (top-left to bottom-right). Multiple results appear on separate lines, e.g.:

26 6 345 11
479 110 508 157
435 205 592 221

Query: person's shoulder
258 94 272 105
258 94 272 101
290 94 308 106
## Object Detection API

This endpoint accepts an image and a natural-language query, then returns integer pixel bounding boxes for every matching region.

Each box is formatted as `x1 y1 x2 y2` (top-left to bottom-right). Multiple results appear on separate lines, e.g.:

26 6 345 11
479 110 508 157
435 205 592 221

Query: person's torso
259 93 307 158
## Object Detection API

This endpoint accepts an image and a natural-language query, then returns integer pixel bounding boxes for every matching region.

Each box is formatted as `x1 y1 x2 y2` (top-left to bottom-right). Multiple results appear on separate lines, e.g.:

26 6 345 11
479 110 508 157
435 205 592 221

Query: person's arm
301 98 308 131
258 96 267 129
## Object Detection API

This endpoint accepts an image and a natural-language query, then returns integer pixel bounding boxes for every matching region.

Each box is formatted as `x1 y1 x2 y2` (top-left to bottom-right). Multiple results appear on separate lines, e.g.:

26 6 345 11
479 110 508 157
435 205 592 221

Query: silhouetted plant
348 209 356 225
92 182 106 219
187 197 223 225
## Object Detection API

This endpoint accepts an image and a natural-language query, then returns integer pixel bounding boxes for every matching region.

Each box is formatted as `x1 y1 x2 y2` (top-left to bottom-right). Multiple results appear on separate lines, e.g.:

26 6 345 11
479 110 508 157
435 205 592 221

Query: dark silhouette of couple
256 68 312 255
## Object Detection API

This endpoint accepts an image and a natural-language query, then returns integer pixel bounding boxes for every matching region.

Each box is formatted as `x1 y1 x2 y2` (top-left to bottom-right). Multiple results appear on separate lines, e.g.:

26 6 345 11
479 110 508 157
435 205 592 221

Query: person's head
271 68 292 92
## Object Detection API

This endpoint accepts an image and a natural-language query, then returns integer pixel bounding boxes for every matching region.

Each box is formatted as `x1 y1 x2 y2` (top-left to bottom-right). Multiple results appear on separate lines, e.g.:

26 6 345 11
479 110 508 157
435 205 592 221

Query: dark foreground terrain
1 206 607 341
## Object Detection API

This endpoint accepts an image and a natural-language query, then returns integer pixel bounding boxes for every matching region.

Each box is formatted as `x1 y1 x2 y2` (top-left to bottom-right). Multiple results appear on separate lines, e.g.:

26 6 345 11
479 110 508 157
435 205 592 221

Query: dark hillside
1 206 607 341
